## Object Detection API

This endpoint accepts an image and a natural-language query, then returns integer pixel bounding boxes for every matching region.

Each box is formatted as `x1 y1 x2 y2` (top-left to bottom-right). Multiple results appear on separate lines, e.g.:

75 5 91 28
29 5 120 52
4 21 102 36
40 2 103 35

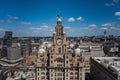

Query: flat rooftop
0 57 23 63
0 57 23 67
92 57 120 75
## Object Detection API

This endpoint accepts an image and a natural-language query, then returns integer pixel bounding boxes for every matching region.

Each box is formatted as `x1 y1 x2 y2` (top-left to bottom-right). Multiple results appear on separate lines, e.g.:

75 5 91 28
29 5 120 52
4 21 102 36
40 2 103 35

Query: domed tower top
55 14 63 35
57 14 62 24
57 15 62 21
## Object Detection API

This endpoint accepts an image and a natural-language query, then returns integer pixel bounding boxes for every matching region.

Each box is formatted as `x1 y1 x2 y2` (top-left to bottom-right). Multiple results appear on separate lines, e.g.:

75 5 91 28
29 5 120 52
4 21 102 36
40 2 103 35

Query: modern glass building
20 38 32 56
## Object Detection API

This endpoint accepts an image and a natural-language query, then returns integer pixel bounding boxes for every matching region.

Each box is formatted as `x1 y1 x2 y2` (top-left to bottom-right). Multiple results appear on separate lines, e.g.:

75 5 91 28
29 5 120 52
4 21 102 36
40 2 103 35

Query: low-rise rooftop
93 57 120 76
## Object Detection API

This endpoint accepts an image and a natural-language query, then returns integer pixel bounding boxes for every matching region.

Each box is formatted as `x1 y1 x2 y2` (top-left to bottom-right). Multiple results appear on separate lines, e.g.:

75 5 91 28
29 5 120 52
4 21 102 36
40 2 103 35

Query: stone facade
5 67 36 80
35 16 85 80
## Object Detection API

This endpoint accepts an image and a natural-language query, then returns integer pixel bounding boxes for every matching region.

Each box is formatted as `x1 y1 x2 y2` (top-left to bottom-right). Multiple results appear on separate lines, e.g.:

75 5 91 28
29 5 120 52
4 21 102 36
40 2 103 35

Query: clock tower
36 15 85 80
49 15 68 80
52 15 67 54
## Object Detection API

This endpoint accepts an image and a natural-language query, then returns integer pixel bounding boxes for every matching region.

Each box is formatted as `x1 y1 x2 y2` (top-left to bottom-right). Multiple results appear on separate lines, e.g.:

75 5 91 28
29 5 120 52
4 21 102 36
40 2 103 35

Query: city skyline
0 0 120 37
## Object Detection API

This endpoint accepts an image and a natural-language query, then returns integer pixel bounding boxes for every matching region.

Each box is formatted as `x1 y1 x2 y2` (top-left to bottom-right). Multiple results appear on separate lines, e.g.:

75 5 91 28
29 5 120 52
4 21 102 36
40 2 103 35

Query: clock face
57 39 63 45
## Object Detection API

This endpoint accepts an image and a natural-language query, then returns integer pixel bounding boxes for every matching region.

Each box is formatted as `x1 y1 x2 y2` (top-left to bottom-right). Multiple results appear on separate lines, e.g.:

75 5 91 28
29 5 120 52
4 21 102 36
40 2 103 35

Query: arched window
56 57 64 63
58 48 61 53
41 72 45 75
70 72 73 75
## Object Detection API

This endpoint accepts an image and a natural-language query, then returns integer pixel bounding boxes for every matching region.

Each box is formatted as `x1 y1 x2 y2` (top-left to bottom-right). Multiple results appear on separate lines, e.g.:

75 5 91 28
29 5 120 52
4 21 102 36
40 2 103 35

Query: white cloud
41 25 48 28
88 24 96 28
105 3 115 6
49 29 53 32
110 27 117 30
64 27 72 29
79 27 89 30
0 20 4 23
64 27 75 32
6 20 12 23
21 21 32 25
29 25 54 37
0 20 12 23
0 28 6 31
101 27 108 31
30 27 42 30
68 17 75 22
30 25 49 31
105 0 119 7
102 23 112 27
113 0 119 3
110 27 120 30
115 12 120 16
7 15 19 19
77 16 83 21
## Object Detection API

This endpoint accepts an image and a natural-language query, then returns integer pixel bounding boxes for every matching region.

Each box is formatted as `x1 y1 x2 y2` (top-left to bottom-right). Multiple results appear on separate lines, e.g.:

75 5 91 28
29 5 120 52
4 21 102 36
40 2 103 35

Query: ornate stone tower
49 15 67 80
52 15 67 55
36 15 85 80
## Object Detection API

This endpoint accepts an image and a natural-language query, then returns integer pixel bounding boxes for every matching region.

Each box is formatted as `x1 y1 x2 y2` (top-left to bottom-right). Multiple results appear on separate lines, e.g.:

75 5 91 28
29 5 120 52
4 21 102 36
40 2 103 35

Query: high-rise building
20 38 32 56
3 31 12 47
2 31 13 57
35 15 85 80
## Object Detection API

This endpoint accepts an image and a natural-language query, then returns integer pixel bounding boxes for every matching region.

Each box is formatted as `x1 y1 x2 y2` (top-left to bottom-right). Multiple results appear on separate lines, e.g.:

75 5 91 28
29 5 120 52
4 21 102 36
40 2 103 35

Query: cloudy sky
0 0 120 37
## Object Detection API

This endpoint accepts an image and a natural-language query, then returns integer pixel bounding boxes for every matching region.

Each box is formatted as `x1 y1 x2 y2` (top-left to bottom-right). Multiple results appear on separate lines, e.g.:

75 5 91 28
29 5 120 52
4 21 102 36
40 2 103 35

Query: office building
3 31 12 47
20 38 32 56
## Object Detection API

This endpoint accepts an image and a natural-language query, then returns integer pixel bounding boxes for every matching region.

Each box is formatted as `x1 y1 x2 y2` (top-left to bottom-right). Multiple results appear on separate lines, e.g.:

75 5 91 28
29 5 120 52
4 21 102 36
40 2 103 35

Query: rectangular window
66 56 68 58
51 69 53 72
66 61 68 63
70 64 73 67
58 48 61 53
51 61 53 63
51 56 53 58
66 69 68 72
51 74 53 77
66 73 68 77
